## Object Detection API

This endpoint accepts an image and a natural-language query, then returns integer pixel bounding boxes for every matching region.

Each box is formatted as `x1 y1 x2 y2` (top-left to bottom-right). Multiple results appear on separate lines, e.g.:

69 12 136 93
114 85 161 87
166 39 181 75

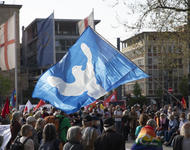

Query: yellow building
122 32 188 100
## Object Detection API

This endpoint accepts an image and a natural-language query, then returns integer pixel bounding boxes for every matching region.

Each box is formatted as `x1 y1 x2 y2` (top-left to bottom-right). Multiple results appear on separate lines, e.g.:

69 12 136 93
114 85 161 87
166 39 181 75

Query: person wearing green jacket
57 112 71 143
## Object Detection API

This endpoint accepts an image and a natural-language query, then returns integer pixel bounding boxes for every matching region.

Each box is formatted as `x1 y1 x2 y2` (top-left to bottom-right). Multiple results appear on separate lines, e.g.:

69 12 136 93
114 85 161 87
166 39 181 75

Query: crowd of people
0 102 190 150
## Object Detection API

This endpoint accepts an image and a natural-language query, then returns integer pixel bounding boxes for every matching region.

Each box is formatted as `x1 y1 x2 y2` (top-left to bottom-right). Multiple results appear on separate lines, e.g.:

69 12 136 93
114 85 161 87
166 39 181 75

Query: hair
21 124 33 136
122 110 129 116
82 127 97 149
66 126 81 142
146 119 157 128
187 113 190 121
34 111 42 120
169 114 174 120
180 112 186 119
11 112 21 123
35 118 45 131
180 121 190 138
43 123 57 142
139 113 148 126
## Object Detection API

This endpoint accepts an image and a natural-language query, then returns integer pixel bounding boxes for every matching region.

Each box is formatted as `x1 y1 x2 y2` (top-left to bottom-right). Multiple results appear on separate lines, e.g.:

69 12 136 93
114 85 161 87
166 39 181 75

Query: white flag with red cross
0 14 16 71
78 11 94 35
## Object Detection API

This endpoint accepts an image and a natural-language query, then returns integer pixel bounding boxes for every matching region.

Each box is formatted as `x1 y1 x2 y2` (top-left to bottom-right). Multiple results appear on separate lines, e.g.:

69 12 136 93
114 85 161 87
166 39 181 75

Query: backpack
10 136 30 150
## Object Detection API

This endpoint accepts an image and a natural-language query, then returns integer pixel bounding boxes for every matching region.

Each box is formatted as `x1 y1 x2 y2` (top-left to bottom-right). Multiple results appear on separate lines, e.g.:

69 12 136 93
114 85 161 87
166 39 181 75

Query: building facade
21 19 100 102
0 4 22 105
122 32 188 101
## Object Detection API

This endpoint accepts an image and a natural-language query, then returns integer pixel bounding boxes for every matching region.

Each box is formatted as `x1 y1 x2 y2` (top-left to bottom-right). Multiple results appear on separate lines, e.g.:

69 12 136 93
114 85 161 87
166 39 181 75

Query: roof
0 4 22 9
121 31 182 43
24 18 101 31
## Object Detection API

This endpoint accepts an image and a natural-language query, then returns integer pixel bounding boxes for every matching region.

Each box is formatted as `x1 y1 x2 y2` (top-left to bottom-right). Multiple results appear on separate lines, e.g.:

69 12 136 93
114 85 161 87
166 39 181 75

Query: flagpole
14 12 18 109
92 8 95 29
53 11 56 64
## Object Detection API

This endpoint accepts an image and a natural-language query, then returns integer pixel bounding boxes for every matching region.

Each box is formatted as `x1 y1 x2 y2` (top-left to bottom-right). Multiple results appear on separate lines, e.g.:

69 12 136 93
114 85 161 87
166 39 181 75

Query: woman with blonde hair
173 121 190 150
35 118 45 144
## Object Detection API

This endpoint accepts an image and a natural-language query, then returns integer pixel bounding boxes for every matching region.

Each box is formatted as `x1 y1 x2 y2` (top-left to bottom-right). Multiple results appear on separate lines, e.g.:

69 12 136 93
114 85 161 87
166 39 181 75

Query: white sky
4 0 134 46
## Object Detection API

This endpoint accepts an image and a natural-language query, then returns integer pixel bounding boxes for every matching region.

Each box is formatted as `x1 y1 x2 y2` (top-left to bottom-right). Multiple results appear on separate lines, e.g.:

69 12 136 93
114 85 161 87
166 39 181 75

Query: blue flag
32 27 148 114
10 90 16 107
37 13 54 66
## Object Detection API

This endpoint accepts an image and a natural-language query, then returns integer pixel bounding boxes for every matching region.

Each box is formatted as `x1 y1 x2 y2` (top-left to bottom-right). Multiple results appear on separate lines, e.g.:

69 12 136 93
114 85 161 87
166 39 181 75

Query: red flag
33 100 46 111
103 91 117 107
85 100 97 111
181 97 187 109
1 97 10 118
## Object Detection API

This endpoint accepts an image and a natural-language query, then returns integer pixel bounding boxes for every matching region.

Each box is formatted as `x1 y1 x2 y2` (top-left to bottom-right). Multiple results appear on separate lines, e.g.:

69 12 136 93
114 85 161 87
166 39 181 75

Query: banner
0 125 11 150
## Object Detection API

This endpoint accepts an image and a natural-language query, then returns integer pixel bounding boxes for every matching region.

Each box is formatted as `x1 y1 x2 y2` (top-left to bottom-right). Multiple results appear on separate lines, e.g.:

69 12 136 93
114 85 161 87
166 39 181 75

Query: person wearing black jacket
94 118 125 150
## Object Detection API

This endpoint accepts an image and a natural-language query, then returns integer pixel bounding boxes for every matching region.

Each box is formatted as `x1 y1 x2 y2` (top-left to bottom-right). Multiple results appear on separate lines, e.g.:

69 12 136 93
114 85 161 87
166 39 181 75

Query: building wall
0 4 22 103
122 32 188 99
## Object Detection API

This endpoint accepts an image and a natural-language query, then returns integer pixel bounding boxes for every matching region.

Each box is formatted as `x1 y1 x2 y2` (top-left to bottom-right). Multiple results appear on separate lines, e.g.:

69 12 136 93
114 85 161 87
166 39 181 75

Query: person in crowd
41 107 49 118
26 116 39 150
57 112 71 144
39 123 62 150
103 108 111 120
187 113 190 121
135 104 141 118
156 113 169 137
63 126 83 150
82 115 92 129
179 112 188 130
49 107 57 116
173 121 190 150
94 118 125 150
164 114 178 143
20 124 34 150
129 106 138 140
35 118 45 144
82 125 98 150
154 111 160 127
91 116 101 135
6 111 22 149
113 105 123 133
71 113 82 126
122 110 130 141
81 115 98 150
44 111 60 132
131 119 163 150
34 111 42 120
135 113 148 137
167 106 172 119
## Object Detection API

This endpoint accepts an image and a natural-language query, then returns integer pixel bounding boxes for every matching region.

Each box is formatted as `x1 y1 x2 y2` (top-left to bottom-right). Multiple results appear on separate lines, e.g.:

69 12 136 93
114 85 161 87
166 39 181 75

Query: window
56 52 67 62
148 46 152 53
153 46 157 53
149 83 152 89
157 45 161 53
178 58 182 65
148 58 152 64
168 45 172 53
55 39 76 52
149 90 153 95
